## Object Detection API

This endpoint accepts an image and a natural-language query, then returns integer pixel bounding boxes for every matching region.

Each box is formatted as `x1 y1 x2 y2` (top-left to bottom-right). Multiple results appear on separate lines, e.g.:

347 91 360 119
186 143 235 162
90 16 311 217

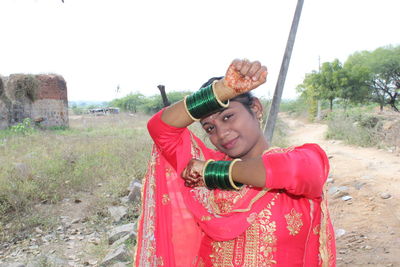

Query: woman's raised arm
160 59 267 128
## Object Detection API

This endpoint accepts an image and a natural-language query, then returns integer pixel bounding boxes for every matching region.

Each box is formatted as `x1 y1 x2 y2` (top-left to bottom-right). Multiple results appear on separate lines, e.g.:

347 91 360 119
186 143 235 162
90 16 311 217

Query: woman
135 59 336 266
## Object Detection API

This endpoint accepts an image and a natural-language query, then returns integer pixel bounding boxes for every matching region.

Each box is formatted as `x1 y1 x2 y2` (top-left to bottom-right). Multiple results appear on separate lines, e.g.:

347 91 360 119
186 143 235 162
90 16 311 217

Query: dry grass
0 113 152 242
325 107 400 149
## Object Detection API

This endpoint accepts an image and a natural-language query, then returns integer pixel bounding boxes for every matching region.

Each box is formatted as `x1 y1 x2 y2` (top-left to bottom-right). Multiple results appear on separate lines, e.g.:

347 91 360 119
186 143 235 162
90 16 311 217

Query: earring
258 115 263 129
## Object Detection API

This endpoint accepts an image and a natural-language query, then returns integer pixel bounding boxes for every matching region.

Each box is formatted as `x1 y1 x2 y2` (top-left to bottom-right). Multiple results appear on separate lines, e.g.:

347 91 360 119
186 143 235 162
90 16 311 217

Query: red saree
134 110 336 266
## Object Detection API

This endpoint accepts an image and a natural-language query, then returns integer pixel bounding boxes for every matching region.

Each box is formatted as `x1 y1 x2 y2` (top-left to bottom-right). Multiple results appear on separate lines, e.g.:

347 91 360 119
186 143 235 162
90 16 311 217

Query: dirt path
281 114 400 267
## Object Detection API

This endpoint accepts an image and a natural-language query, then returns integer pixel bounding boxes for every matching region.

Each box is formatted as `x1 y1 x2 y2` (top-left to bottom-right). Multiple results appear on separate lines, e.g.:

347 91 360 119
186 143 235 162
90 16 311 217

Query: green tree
317 59 348 111
345 45 400 111
297 59 346 111
110 92 145 113
340 63 371 106
296 72 319 118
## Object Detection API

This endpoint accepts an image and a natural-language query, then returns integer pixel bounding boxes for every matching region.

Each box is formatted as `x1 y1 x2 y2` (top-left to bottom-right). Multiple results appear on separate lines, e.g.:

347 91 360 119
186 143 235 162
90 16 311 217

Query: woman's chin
225 148 247 159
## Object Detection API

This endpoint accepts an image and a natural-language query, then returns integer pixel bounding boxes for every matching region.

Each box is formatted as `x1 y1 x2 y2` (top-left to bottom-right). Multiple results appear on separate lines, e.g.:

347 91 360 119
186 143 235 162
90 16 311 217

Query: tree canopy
298 45 399 112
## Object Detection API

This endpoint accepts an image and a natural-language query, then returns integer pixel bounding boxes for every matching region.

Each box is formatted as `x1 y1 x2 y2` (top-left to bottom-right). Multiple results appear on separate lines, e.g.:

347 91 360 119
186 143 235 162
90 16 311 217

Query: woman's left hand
181 159 206 188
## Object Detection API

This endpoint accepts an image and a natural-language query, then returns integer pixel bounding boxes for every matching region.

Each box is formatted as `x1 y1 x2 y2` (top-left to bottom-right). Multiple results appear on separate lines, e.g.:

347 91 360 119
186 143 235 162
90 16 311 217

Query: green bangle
212 162 225 189
217 161 231 189
204 161 218 189
185 81 229 120
204 160 233 190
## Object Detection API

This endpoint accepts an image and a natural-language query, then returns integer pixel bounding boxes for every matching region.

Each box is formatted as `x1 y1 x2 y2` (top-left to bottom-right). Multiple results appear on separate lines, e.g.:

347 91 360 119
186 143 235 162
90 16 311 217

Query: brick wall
0 74 69 129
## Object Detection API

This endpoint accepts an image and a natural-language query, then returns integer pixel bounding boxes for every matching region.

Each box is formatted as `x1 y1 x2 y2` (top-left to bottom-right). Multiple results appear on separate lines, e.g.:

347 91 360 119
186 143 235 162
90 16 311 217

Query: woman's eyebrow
200 107 231 126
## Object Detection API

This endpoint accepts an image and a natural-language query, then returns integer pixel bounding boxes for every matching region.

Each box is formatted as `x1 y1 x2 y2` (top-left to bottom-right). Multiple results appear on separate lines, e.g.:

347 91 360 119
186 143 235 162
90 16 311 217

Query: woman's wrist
213 79 237 102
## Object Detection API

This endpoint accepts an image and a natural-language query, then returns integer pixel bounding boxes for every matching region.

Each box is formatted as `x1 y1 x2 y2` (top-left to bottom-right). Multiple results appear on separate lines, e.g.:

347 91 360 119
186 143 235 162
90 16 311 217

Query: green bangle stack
184 81 229 121
203 159 243 190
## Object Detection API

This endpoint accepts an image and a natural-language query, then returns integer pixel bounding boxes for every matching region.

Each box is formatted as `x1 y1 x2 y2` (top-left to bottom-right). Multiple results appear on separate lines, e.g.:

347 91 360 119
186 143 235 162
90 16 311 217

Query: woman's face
200 100 266 159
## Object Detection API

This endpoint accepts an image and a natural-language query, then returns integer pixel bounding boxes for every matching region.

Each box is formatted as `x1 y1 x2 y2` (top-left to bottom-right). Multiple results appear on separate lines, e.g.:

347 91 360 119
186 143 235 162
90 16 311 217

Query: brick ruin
0 74 69 129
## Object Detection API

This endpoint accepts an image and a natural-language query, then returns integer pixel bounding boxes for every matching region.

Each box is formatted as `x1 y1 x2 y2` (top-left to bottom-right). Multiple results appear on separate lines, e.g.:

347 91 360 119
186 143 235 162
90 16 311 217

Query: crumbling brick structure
0 74 69 129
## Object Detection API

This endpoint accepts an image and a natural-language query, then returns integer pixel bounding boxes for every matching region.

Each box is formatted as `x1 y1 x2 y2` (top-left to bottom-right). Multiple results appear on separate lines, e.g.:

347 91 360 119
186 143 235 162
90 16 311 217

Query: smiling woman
135 59 336 267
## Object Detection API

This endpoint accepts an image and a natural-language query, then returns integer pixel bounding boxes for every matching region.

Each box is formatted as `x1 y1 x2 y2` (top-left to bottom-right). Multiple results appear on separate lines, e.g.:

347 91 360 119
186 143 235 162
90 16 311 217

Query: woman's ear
250 97 264 118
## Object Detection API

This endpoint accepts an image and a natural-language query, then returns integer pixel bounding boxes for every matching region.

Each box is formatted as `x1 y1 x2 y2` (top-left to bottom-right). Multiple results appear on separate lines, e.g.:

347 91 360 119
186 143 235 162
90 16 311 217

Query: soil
282 114 400 267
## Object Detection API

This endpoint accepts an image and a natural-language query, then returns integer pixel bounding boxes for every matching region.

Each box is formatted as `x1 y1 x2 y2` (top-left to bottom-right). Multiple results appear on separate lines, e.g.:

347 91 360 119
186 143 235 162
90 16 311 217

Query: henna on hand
223 59 268 94
181 159 206 188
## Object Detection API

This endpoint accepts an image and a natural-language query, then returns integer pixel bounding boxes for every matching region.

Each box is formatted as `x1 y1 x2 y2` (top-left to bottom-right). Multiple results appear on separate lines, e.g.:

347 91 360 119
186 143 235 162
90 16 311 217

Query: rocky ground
0 181 142 267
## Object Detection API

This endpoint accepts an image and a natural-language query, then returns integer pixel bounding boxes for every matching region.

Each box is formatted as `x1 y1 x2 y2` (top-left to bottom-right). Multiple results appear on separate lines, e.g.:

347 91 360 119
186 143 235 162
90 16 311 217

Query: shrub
325 109 382 147
9 118 36 135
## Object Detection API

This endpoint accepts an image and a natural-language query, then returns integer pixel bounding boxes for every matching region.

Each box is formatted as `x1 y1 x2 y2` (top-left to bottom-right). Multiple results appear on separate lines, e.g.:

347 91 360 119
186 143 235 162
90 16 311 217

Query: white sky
0 0 399 102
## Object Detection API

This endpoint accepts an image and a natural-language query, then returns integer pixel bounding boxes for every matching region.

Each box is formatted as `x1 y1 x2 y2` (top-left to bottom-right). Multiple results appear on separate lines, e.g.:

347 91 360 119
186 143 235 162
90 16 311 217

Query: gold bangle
202 159 215 188
228 159 243 190
212 80 229 108
183 95 200 122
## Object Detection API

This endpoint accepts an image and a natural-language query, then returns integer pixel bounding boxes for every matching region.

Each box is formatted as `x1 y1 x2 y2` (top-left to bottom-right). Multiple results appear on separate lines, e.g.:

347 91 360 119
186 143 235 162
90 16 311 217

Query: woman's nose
216 124 230 139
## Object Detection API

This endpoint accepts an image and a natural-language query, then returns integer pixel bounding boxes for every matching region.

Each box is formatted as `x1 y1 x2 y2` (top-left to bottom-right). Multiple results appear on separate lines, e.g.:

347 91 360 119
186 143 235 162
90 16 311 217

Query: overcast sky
0 0 399 102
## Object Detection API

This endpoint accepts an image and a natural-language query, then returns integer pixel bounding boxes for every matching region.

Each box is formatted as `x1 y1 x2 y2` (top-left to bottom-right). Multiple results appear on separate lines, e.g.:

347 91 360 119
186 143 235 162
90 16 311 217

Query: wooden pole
264 0 304 142
157 85 170 107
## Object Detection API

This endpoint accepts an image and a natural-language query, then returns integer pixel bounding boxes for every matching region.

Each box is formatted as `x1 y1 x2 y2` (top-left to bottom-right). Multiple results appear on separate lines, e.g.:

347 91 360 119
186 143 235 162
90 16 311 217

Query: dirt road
281 114 400 267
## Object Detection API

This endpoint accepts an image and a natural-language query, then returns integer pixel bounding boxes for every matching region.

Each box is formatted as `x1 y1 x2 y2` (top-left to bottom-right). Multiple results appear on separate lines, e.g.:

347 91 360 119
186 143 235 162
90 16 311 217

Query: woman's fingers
253 65 268 82
247 61 262 79
231 59 265 80
231 59 243 71
240 59 252 77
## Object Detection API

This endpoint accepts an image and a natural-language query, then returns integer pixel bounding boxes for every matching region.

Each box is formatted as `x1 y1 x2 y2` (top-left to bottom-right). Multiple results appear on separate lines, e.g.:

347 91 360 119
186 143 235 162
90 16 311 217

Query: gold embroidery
201 215 212 221
255 195 278 266
135 147 158 266
247 212 258 224
210 240 235 266
210 193 279 266
263 146 295 155
313 224 321 235
231 188 270 213
285 208 303 236
162 194 170 205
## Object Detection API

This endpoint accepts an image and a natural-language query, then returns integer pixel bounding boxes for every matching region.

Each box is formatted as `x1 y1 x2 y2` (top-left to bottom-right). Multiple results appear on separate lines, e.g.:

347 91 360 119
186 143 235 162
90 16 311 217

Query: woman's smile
221 136 239 150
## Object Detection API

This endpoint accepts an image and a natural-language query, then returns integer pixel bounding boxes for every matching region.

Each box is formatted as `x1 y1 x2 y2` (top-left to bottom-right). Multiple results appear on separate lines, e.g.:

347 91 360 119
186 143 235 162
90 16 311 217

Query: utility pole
264 0 304 143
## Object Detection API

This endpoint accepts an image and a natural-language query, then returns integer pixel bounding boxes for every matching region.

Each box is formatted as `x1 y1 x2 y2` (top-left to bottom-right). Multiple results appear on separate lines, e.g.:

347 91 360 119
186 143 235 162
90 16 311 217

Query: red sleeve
262 144 329 199
147 109 189 169
147 109 224 171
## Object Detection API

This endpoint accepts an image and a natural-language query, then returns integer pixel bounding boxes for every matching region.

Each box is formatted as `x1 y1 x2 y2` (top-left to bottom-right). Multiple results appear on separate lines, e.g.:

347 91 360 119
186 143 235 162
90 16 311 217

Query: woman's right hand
223 59 268 95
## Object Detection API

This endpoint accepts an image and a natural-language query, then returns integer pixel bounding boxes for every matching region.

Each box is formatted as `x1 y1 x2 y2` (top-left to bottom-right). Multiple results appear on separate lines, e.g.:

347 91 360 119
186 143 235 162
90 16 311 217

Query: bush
279 98 310 118
325 109 382 147
9 118 36 135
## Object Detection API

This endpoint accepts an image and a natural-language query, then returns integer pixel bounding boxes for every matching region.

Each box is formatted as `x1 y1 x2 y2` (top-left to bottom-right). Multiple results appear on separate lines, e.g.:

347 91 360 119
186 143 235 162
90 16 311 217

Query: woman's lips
222 137 238 150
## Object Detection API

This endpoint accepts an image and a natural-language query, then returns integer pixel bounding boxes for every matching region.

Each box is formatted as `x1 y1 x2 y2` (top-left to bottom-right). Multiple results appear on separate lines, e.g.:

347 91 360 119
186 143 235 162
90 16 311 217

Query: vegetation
325 107 381 147
0 113 152 243
109 91 192 114
13 75 39 102
297 45 400 115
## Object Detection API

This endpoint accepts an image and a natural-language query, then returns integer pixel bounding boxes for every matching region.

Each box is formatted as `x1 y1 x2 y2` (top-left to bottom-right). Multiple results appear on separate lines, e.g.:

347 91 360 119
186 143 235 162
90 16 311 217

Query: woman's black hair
200 76 256 115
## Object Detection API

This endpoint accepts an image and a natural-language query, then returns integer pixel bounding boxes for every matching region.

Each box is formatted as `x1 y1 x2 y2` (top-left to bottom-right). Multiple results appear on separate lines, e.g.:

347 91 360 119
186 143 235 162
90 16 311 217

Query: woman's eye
205 126 214 133
223 114 233 121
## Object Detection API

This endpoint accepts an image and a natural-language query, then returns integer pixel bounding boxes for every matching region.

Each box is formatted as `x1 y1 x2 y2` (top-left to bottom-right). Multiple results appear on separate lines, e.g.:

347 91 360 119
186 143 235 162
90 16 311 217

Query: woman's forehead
200 102 243 124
